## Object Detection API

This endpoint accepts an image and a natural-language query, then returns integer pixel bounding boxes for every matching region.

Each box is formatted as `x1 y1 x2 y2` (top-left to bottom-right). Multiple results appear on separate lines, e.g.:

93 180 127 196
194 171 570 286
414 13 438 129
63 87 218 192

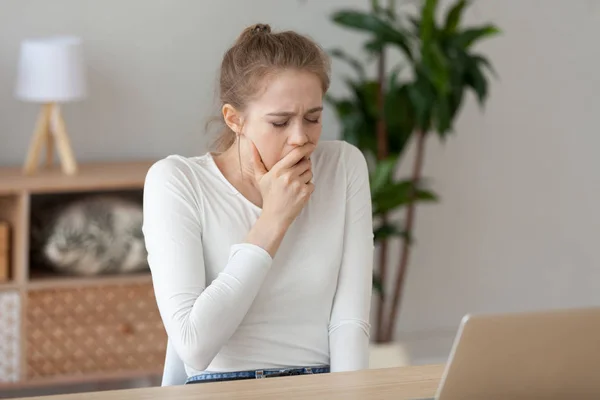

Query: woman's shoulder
315 140 366 160
144 153 217 192
147 153 209 174
313 140 368 176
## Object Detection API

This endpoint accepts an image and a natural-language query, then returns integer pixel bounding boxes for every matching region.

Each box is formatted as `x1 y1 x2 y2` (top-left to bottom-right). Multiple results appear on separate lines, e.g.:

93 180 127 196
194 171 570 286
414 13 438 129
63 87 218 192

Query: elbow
183 345 216 372
173 338 217 372
169 323 218 372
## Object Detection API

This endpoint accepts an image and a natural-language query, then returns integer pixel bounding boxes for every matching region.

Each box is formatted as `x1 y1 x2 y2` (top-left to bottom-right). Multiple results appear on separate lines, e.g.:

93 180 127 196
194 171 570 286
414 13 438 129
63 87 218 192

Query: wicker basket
0 290 20 382
26 282 167 380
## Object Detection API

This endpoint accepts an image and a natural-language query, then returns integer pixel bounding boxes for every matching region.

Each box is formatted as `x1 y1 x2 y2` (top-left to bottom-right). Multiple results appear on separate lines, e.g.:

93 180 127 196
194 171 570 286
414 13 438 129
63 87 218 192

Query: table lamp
15 36 87 175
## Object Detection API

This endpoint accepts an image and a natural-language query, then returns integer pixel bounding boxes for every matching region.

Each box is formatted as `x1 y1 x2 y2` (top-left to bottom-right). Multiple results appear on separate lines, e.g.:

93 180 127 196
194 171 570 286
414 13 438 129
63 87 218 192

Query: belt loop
255 370 264 379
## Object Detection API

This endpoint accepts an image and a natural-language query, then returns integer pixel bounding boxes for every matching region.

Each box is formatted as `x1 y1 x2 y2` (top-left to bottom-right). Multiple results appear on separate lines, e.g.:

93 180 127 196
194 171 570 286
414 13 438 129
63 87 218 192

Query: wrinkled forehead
247 70 323 114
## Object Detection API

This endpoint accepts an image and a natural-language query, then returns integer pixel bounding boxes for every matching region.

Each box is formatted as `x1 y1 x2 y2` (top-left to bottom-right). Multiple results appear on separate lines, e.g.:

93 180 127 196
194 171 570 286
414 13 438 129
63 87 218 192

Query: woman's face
237 69 323 170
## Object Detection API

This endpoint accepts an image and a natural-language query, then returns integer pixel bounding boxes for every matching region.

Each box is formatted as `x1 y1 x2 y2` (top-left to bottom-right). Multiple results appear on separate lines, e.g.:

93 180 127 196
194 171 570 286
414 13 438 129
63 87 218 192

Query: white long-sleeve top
142 140 374 378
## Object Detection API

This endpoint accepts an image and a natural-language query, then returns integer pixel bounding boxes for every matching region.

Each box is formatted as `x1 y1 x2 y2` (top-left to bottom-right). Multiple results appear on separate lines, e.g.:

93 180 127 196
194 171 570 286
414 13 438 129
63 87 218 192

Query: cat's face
44 223 108 275
40 197 148 276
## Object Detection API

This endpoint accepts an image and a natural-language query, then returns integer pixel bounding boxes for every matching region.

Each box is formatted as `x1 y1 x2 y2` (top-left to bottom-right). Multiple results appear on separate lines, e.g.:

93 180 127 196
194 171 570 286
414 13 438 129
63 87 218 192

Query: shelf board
27 270 153 289
0 159 157 195
0 281 20 290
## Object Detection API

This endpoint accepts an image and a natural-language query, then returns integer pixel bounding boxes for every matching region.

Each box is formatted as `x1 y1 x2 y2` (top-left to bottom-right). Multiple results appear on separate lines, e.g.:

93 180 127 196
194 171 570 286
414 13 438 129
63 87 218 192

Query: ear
222 104 244 135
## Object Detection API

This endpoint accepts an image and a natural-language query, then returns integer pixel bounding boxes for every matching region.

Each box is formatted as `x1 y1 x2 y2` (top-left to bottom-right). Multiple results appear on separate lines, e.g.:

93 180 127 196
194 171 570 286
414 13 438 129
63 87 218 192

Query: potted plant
326 0 500 366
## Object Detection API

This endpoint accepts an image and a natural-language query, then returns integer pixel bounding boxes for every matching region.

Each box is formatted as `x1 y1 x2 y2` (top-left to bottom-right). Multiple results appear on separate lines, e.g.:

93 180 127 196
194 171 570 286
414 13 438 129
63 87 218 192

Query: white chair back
161 339 188 386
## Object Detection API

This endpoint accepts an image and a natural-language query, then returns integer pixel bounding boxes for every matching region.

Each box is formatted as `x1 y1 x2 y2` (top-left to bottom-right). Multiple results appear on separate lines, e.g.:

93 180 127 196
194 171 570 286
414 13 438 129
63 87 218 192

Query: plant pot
369 341 410 369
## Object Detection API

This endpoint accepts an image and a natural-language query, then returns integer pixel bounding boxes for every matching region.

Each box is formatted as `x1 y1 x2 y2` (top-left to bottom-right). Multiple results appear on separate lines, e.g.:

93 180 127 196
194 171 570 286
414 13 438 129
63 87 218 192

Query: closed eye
271 118 320 128
272 121 289 128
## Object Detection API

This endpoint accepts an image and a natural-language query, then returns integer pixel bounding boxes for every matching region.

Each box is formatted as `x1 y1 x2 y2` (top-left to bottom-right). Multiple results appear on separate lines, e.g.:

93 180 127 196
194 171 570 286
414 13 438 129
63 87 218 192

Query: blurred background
1 0 600 397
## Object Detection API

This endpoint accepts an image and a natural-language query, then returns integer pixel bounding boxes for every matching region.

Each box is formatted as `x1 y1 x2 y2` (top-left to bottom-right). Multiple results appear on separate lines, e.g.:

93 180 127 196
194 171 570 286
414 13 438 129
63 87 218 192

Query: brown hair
210 23 331 151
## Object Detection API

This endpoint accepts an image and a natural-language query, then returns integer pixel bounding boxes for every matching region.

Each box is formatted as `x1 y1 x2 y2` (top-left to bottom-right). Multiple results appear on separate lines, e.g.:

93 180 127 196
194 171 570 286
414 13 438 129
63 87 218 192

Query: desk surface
18 364 445 400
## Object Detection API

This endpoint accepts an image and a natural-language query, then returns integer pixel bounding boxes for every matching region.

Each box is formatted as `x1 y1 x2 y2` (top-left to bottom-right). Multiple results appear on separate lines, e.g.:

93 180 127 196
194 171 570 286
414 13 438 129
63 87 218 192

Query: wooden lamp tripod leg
22 103 78 176
50 104 78 175
23 104 52 175
45 121 54 168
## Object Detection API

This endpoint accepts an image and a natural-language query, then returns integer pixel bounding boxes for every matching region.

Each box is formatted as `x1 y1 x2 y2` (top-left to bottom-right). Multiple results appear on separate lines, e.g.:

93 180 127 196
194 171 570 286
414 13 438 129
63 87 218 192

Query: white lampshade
15 36 87 103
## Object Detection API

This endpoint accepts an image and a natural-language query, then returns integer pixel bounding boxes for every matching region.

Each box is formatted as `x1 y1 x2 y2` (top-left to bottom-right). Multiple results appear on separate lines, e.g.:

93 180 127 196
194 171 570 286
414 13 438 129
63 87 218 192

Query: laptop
419 307 600 400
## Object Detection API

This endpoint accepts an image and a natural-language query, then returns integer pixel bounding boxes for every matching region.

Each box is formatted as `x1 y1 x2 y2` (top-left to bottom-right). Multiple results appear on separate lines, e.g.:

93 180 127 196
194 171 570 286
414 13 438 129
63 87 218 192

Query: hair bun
237 23 272 42
251 23 271 34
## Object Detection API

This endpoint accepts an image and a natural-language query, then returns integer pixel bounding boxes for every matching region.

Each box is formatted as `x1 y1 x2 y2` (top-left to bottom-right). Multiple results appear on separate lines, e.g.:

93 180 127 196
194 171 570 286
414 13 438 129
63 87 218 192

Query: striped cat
34 196 148 276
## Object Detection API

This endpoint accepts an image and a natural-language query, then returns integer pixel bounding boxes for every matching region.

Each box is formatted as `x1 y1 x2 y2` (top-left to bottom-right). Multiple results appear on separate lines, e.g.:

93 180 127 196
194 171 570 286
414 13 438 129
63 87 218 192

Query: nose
288 123 309 146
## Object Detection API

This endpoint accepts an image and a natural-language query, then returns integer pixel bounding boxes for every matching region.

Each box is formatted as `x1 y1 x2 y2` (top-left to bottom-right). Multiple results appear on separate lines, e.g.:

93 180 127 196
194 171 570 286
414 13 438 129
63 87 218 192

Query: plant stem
376 57 388 161
383 129 427 342
375 221 388 343
374 47 389 343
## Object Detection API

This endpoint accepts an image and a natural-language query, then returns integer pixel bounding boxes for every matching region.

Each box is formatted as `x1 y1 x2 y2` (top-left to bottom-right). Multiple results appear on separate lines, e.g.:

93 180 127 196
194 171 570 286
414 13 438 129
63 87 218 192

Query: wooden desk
16 365 444 400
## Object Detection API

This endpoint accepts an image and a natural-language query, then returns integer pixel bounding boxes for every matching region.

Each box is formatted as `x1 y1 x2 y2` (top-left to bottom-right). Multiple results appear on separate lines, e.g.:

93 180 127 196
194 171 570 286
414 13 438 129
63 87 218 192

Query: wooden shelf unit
0 160 167 389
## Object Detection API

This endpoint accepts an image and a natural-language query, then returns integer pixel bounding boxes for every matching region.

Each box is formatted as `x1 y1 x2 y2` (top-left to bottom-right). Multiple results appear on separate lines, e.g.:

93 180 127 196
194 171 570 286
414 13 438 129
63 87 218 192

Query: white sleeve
142 158 273 372
328 143 374 372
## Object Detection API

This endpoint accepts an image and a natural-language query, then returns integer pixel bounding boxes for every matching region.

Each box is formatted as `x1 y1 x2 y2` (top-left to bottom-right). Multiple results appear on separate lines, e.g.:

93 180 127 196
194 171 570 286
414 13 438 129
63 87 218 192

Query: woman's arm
328 143 375 372
142 158 282 372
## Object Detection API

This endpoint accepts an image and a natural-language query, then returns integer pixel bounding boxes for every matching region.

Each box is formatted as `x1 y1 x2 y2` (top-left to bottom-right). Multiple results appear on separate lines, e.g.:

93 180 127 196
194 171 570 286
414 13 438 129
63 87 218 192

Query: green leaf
332 10 395 37
371 0 382 13
324 95 352 117
325 95 367 147
444 49 470 116
373 0 407 22
371 0 396 21
323 94 342 118
444 0 469 34
454 24 501 48
424 42 450 95
331 10 413 60
374 222 413 244
373 274 384 295
407 76 435 131
387 63 404 90
433 95 452 135
328 48 366 80
370 156 398 196
326 79 379 154
385 83 414 155
383 0 398 21
374 223 404 241
420 0 439 46
472 53 498 78
373 180 438 214
351 80 380 119
465 60 488 106
376 224 414 244
408 16 420 33
365 38 385 55
387 0 397 15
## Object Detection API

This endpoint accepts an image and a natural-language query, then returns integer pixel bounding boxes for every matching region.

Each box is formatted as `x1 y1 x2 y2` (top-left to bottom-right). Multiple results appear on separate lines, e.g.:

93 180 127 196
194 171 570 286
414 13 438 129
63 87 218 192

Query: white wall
396 0 600 363
0 0 368 165
2 0 600 365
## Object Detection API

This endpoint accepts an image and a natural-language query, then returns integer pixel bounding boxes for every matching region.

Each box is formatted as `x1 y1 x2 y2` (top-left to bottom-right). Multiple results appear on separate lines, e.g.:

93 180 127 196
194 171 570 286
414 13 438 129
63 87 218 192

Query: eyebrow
266 106 323 117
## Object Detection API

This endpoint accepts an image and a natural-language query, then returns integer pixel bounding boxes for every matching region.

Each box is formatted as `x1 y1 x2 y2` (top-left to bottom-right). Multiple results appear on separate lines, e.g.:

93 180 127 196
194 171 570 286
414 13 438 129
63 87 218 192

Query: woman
142 23 374 384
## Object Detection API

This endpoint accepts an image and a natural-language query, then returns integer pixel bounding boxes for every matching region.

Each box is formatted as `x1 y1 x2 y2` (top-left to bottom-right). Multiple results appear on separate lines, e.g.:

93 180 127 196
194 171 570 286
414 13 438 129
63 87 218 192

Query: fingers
250 141 267 178
301 182 315 198
275 143 316 171
290 158 311 178
298 169 313 184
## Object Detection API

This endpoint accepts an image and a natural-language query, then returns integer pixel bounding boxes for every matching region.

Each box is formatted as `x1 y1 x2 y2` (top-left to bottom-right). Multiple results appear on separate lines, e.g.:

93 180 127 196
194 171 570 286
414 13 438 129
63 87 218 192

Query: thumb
250 141 267 178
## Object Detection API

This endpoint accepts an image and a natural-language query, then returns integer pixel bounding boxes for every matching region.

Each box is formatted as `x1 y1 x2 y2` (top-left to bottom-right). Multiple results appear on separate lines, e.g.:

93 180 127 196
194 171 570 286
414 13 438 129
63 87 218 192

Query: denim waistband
186 365 330 384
